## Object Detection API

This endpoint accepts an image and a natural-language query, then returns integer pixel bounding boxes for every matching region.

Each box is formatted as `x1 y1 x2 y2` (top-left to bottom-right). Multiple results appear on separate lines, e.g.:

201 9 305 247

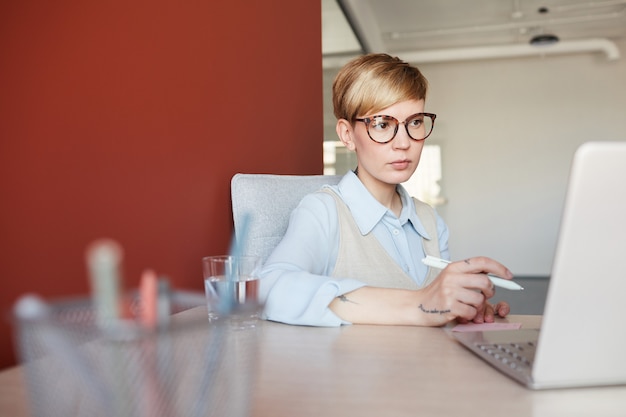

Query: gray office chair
230 173 342 263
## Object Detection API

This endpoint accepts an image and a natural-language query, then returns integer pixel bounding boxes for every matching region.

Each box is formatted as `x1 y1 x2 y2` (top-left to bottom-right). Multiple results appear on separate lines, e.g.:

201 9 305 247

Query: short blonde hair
332 53 428 122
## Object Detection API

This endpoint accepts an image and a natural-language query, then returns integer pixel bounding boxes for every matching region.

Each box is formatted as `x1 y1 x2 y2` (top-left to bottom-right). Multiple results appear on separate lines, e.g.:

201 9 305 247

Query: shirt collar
337 171 432 240
398 185 432 240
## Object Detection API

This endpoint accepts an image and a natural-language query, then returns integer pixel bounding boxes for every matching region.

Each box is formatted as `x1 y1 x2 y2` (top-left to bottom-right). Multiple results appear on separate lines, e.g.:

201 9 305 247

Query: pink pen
139 269 158 328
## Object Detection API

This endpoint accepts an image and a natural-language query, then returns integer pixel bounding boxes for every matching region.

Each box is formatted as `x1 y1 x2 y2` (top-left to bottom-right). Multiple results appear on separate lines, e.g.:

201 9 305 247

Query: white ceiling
322 0 626 66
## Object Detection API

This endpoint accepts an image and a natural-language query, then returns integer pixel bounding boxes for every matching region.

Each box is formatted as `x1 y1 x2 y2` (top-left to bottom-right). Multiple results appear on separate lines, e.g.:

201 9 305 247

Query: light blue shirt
260 170 450 327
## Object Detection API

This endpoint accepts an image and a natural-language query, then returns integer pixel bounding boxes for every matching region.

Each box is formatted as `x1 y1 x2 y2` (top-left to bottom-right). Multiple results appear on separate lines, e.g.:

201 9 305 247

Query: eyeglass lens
367 114 434 143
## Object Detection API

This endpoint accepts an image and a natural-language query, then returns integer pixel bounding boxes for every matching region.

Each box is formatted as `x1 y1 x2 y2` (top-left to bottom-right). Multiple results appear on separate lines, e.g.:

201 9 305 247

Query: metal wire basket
13 291 258 417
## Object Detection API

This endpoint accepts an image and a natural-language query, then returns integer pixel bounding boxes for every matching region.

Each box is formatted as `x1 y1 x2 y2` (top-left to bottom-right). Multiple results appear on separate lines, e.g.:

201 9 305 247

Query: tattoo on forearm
418 304 451 315
338 294 359 304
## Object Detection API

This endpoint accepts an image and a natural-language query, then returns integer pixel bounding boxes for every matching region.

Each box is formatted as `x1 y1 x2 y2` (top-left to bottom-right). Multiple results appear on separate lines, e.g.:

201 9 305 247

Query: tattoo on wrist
338 294 358 304
418 303 451 315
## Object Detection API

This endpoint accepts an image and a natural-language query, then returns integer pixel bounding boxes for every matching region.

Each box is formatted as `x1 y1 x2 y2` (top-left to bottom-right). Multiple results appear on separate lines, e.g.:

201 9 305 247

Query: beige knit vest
320 188 441 289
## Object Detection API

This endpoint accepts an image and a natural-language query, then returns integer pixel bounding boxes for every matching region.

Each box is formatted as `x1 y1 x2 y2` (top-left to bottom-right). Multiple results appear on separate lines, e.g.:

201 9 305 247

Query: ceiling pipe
399 38 620 63
322 38 620 69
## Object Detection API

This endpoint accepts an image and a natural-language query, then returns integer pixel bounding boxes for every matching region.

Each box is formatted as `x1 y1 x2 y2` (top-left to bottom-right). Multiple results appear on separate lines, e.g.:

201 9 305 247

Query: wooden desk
1 312 625 417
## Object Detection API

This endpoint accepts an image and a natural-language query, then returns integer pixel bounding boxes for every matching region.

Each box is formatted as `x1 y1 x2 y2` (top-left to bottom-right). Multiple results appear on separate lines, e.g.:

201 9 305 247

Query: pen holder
12 291 259 417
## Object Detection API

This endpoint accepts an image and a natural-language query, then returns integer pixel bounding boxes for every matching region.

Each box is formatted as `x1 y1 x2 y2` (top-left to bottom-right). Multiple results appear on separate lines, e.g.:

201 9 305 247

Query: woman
259 53 512 327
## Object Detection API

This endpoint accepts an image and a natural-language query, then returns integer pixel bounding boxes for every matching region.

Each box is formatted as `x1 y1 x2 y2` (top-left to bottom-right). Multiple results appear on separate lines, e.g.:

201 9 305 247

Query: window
323 141 446 207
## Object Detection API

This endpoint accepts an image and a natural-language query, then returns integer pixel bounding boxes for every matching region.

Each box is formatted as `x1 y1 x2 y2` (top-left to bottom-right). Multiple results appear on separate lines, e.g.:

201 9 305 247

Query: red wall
0 1 323 369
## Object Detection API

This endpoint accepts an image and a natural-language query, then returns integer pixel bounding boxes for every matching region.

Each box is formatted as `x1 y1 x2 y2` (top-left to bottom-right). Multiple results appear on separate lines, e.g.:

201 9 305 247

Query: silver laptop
453 141 626 390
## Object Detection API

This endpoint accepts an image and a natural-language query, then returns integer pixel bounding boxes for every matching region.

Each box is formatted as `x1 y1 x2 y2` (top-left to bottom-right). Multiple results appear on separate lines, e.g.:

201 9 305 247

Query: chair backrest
230 173 342 263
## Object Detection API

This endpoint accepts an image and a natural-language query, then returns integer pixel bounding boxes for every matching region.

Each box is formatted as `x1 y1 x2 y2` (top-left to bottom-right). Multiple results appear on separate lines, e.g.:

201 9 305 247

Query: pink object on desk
140 269 158 328
452 322 522 332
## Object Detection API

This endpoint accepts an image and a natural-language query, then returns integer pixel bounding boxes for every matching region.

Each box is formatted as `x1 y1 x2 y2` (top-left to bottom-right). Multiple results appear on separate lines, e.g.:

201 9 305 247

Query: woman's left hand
458 300 511 324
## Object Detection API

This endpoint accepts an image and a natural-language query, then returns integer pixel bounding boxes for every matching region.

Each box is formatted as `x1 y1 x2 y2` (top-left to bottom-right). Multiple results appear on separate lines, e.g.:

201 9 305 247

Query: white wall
323 39 626 275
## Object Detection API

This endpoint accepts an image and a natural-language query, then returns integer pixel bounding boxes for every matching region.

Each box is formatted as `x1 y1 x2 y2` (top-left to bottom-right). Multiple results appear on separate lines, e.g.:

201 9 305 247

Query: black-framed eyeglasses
354 112 437 144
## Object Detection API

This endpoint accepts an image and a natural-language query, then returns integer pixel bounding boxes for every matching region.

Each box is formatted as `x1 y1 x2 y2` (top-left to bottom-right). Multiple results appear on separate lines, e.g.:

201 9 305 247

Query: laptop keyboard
477 341 536 372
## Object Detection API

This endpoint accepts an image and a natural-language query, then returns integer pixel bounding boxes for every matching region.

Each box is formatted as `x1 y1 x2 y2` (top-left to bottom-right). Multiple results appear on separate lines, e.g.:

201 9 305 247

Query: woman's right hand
411 256 513 326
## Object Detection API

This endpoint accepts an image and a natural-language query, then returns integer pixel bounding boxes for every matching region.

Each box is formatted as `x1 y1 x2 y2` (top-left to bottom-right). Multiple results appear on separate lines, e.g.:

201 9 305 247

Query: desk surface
1 311 625 417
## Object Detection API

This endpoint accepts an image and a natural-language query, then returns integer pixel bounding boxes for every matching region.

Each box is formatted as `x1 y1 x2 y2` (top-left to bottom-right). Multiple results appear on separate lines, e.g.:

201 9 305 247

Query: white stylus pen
422 255 524 291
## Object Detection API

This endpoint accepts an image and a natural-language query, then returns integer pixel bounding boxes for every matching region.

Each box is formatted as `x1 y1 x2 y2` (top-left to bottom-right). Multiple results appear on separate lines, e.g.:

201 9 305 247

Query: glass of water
202 255 263 329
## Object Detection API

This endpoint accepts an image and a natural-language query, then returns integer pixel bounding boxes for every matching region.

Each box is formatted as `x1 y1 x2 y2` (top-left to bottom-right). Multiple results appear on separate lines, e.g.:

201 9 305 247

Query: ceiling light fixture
530 34 560 46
